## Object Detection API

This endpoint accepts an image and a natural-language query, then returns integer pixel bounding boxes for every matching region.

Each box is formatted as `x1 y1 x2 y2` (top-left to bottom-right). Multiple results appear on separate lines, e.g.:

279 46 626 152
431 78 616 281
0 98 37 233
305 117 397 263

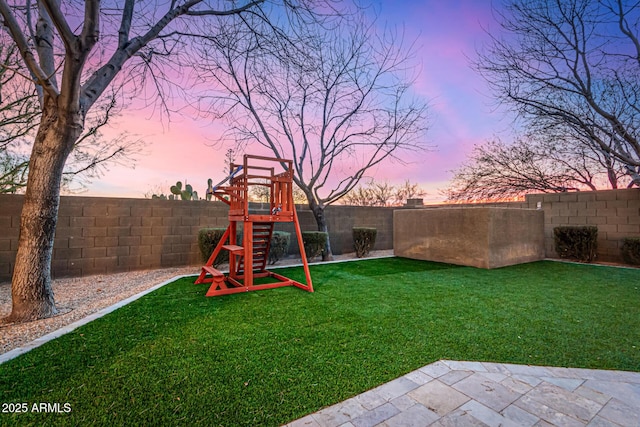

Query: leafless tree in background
0 0 326 323
193 10 429 259
394 179 427 205
342 179 426 206
343 180 396 207
475 0 640 188
445 135 631 202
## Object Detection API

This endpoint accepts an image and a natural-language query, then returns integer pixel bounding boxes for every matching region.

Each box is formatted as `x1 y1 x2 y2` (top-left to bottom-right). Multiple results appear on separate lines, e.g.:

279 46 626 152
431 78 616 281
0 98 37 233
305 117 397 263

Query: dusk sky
87 0 511 203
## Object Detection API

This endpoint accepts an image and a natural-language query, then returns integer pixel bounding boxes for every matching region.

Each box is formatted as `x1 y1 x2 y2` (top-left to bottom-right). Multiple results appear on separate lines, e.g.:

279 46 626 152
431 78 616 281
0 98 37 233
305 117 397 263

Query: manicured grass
1 258 639 426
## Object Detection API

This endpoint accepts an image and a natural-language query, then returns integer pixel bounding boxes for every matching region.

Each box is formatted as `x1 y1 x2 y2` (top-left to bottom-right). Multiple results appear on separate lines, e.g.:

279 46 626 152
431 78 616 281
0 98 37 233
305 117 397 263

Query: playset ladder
235 222 273 274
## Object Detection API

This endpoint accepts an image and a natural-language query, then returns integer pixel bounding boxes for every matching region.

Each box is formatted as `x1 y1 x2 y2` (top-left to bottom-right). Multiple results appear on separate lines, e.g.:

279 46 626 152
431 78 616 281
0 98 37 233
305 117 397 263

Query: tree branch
40 0 76 51
0 0 58 97
81 0 264 111
118 0 135 49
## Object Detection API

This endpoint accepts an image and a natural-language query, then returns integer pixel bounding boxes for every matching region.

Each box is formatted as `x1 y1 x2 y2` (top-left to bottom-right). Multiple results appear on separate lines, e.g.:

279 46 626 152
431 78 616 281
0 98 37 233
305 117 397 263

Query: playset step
222 244 243 254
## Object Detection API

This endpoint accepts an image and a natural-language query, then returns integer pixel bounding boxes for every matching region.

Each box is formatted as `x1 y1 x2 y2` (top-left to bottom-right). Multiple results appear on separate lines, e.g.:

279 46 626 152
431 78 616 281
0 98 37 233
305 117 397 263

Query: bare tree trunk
3 101 78 323
308 199 334 261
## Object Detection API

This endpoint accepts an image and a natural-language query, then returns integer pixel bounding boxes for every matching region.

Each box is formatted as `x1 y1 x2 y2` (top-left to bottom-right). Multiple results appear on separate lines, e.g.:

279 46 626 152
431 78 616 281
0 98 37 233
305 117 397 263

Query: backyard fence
0 188 638 280
0 196 393 281
526 189 640 260
413 189 639 262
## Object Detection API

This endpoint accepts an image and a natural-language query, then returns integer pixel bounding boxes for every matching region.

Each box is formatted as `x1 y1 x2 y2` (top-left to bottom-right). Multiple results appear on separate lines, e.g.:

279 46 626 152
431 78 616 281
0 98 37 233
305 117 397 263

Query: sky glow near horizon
86 0 511 203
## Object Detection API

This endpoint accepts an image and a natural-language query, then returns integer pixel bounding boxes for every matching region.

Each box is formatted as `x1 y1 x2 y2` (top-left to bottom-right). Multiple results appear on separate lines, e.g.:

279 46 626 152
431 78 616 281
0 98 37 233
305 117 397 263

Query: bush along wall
621 238 640 265
198 228 229 267
302 231 328 260
268 231 291 265
553 226 598 263
353 227 377 258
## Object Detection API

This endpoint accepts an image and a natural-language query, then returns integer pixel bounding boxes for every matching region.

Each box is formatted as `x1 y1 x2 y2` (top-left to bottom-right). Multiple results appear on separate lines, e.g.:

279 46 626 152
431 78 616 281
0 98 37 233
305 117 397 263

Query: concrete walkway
285 360 640 427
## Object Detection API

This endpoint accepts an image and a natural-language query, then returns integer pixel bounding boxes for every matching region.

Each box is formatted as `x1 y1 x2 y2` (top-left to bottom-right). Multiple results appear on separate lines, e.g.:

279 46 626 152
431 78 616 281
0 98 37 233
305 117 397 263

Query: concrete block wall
404 189 639 263
326 205 394 255
523 189 640 261
1 188 637 280
0 195 22 280
0 195 395 281
0 195 230 280
211 202 393 257
224 204 393 258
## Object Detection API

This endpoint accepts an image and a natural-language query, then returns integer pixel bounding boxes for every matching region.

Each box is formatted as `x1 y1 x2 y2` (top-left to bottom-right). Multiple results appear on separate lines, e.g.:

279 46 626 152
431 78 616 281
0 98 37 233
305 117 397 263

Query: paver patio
285 360 640 427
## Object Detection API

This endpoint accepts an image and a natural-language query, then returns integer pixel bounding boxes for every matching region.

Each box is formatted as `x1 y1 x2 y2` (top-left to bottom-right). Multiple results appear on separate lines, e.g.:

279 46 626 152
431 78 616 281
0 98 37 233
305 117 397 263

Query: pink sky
85 1 511 204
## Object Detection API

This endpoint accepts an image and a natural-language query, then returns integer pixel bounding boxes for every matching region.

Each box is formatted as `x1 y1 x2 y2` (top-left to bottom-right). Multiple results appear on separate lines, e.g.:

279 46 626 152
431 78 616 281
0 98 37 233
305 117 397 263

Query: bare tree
1 33 143 194
476 0 640 187
194 10 429 259
60 98 146 193
342 178 426 206
444 136 632 203
342 180 395 207
394 179 427 205
0 0 324 323
341 184 375 206
249 178 307 203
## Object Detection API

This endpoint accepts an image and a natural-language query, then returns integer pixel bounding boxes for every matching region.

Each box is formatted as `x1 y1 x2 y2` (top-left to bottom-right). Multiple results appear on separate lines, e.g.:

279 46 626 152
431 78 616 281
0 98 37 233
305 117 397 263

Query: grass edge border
0 274 194 365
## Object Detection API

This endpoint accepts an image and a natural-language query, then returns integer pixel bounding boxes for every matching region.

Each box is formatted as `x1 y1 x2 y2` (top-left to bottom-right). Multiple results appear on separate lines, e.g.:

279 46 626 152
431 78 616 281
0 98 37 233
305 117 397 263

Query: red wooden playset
195 155 313 296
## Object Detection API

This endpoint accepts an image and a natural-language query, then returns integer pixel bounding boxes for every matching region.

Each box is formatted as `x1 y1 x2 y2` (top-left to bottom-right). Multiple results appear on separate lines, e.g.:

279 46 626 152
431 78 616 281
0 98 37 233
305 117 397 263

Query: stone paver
501 404 540 426
522 382 601 423
389 395 418 412
597 398 640 426
430 408 488 426
379 403 439 427
540 376 584 392
439 369 473 386
351 402 399 427
407 380 470 416
513 394 586 427
583 379 640 409
284 360 640 427
452 372 522 412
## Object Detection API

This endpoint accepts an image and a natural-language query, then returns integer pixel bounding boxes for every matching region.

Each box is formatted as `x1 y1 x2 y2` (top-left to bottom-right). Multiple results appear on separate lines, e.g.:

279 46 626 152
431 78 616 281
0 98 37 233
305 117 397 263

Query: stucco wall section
394 207 544 269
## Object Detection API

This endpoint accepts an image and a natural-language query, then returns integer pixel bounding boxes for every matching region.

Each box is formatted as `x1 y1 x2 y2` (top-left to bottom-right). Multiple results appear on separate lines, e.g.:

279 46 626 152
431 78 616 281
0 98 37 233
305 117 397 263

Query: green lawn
1 258 639 426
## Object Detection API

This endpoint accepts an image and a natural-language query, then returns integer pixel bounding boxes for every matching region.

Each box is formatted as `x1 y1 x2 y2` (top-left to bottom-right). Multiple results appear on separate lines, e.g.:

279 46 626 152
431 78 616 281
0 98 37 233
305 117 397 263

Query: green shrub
621 237 640 265
268 231 291 265
353 227 377 258
302 231 328 260
553 226 598 263
198 228 229 266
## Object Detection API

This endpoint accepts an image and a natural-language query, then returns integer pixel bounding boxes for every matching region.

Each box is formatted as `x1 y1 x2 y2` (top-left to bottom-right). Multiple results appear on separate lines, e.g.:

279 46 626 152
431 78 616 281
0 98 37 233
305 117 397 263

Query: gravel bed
0 250 393 356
